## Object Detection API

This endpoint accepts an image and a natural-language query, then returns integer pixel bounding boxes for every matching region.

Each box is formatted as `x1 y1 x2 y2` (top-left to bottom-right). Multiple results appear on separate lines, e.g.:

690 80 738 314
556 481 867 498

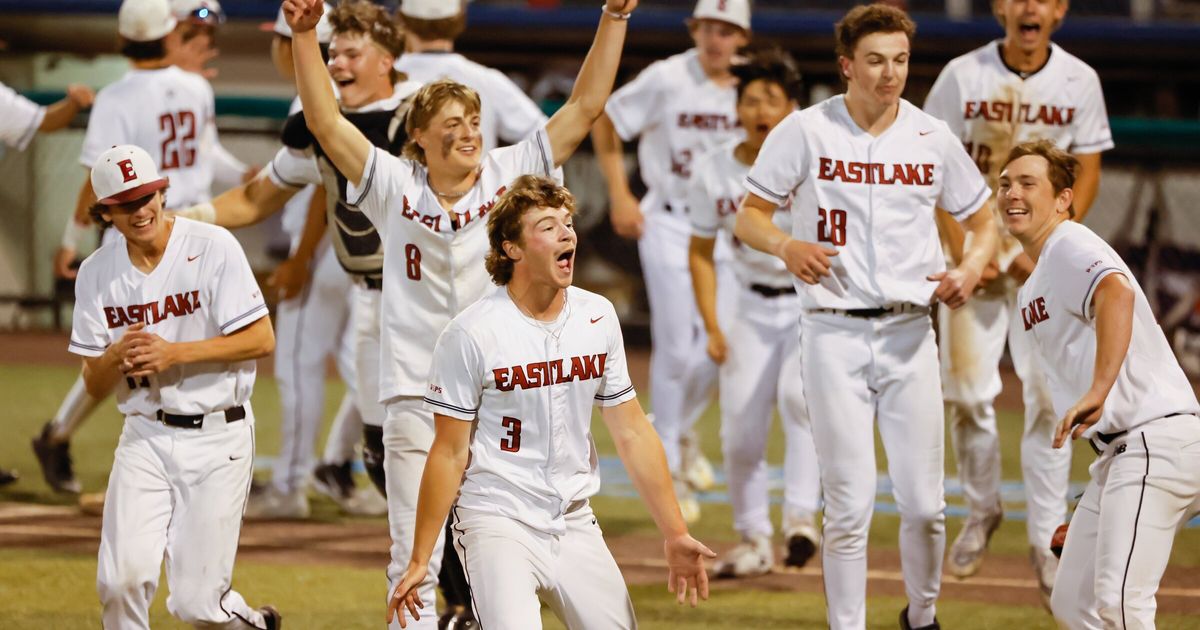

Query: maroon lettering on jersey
676 112 736 131
716 197 740 217
1021 296 1050 331
117 159 138 183
402 186 508 231
964 101 1076 127
104 290 201 329
817 157 934 186
493 353 609 392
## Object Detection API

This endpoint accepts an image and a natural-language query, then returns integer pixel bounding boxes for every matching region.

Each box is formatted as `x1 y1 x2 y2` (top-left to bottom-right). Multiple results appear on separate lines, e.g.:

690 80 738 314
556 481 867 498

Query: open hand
664 534 716 607
927 266 981 310
779 239 838 285
281 0 324 33
386 562 429 628
1054 389 1106 448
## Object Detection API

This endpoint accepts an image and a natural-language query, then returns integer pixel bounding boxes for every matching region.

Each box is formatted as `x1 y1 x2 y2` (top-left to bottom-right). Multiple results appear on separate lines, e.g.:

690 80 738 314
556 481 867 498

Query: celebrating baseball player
34 0 231 496
733 5 998 629
387 174 715 629
282 0 636 626
922 0 1114 591
686 48 822 576
592 0 751 523
996 139 1200 629
71 145 278 629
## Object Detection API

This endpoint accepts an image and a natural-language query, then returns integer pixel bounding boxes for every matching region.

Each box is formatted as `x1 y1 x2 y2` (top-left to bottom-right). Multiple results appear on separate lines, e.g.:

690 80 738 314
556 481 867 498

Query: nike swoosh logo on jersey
919 130 934 136
229 454 245 461
187 255 200 262
590 316 604 324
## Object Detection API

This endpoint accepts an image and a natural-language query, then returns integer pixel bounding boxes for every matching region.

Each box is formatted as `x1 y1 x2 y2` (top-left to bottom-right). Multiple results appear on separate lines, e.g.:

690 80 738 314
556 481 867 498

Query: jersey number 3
817 207 848 246
500 416 522 453
159 111 197 169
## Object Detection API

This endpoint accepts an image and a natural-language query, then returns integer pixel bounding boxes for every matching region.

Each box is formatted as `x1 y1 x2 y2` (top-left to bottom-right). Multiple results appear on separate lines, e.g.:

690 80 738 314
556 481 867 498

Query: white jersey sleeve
67 259 110 358
423 322 485 421
345 147 418 233
604 61 668 142
595 306 637 407
923 65 965 137
0 82 45 151
490 126 557 180
935 125 991 221
486 67 548 144
79 90 129 168
268 146 322 189
1044 231 1126 321
744 112 809 207
205 230 269 335
1069 69 1115 155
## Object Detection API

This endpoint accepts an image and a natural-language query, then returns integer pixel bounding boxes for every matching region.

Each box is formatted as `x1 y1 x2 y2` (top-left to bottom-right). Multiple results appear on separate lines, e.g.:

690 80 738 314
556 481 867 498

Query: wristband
601 3 632 20
174 202 217 224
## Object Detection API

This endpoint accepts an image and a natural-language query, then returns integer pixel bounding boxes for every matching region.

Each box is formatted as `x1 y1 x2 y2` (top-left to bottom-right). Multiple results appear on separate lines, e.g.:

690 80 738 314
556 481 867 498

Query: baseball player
72 144 278 630
1 79 95 489
34 0 230 496
922 0 1114 592
686 49 821 576
733 5 999 629
592 0 750 522
995 140 1200 629
387 174 715 629
282 0 635 625
395 0 548 153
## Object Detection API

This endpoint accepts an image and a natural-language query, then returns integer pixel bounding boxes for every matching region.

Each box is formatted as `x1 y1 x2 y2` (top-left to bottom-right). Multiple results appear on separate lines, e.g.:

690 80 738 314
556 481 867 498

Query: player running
733 5 998 629
922 0 1114 593
686 49 821 576
592 0 751 523
997 139 1200 630
388 174 714 629
72 144 278 630
283 0 637 626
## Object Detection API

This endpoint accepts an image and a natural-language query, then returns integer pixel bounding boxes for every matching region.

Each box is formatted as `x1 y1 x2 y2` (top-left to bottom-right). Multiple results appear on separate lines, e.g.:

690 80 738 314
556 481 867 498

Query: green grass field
1 362 1197 628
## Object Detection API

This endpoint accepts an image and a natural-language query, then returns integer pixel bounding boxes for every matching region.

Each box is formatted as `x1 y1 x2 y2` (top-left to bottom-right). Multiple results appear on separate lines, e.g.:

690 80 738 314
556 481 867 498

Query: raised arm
544 0 638 166
196 172 300 228
283 0 372 185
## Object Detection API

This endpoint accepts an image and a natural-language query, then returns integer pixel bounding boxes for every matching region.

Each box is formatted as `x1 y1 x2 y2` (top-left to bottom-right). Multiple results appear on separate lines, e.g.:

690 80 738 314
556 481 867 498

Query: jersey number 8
159 111 197 170
817 207 848 246
500 416 522 453
405 244 422 281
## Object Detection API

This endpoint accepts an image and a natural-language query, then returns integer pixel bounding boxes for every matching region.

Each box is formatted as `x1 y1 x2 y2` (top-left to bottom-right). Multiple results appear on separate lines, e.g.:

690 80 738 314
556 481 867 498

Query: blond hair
403 80 482 165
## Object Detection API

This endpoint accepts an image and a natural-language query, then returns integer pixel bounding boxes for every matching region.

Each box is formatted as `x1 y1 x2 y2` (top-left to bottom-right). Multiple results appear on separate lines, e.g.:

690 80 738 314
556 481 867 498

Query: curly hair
402 79 482 165
731 47 804 105
834 3 917 59
328 0 406 83
485 175 577 286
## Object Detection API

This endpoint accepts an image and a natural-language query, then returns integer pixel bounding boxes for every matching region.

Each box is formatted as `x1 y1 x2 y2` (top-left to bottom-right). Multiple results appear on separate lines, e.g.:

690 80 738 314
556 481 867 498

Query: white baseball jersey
924 41 1114 266
396 52 547 152
606 49 741 226
1017 221 1199 440
0 81 46 151
689 140 793 289
81 67 217 209
745 96 991 310
347 126 558 402
68 218 268 417
424 286 637 535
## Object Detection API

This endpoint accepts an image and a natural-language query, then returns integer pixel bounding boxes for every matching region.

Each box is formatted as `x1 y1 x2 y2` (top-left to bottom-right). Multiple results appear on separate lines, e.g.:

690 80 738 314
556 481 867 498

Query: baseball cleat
782 515 820 568
679 429 716 492
713 535 773 579
438 608 478 630
244 488 310 520
0 468 18 487
312 461 355 502
1030 546 1058 611
31 422 81 494
898 605 940 630
259 605 282 630
674 478 701 524
947 508 1003 578
340 486 388 517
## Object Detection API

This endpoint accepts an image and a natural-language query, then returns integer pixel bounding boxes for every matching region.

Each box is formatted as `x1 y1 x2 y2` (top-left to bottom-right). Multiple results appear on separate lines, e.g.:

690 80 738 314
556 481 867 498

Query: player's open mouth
1019 22 1041 36
132 216 154 228
1005 207 1029 216
457 145 478 156
335 78 355 89
556 250 574 273
754 123 770 134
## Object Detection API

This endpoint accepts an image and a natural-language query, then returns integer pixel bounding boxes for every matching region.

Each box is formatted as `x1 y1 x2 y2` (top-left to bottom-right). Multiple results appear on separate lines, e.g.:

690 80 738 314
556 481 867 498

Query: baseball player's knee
97 559 159 606
900 503 946 535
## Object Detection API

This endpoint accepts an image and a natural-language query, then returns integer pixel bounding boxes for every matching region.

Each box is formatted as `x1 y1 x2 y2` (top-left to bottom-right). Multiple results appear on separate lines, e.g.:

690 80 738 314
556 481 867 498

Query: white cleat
714 535 773 578
947 509 1003 578
244 488 310 520
340 486 388 517
680 429 716 492
782 514 821 568
674 478 701 525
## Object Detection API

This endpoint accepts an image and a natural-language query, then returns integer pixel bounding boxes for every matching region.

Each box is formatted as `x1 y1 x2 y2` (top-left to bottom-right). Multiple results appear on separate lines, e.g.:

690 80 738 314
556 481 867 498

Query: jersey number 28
817 207 848 246
500 416 522 453
159 111 197 169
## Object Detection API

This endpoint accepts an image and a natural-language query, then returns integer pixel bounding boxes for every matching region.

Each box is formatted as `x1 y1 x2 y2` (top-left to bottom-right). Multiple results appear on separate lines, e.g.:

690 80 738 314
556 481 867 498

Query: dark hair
119 37 167 61
485 175 577 286
400 11 467 42
834 3 917 58
1002 139 1080 218
731 47 804 105
88 189 168 228
328 0 406 83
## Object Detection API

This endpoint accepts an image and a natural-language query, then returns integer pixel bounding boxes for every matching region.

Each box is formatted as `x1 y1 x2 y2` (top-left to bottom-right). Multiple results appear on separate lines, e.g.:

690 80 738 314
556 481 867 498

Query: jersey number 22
159 111 197 169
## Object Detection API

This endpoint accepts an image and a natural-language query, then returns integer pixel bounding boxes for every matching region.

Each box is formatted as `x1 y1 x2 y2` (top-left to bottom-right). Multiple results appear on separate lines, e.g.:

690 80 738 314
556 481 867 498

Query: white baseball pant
384 396 443 630
352 283 387 429
638 211 734 473
720 287 820 538
1051 414 1200 630
450 503 637 630
48 374 104 441
800 310 946 630
270 239 358 494
98 410 267 630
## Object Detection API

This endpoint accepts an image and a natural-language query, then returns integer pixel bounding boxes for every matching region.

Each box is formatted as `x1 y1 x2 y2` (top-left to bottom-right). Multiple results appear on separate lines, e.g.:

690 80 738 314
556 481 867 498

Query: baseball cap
171 0 224 25
692 0 751 31
400 0 464 20
263 3 334 43
91 145 170 205
119 0 178 42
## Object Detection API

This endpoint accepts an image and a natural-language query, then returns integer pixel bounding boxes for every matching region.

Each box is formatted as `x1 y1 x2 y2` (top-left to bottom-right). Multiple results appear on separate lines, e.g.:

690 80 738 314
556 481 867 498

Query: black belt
155 405 246 429
749 284 797 298
360 275 382 290
809 303 929 319
1089 413 1193 454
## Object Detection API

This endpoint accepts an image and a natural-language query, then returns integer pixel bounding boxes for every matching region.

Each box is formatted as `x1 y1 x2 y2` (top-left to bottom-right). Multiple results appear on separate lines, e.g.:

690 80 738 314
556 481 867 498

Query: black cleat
899 605 940 630
312 461 355 501
785 532 818 568
31 422 81 494
0 468 18 487
438 609 477 630
259 605 282 630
